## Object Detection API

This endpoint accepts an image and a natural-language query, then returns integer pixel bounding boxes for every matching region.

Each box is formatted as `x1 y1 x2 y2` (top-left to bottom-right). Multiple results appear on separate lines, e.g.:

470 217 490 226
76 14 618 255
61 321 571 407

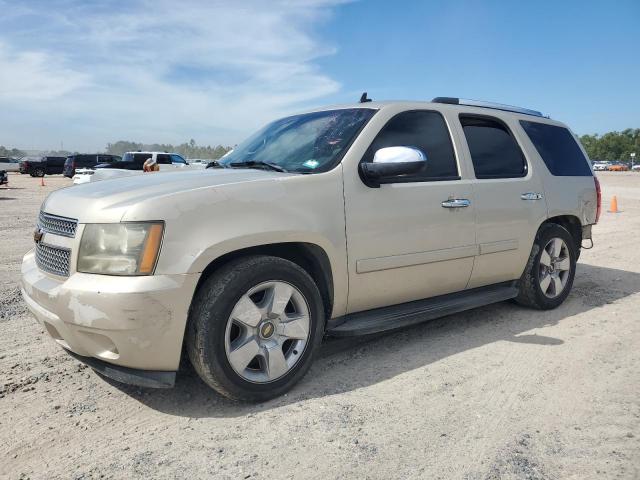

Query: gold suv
21 97 600 401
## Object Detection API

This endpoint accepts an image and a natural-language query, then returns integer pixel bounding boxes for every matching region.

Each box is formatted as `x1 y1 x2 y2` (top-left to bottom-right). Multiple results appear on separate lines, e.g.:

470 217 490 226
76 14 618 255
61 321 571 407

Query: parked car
0 170 7 186
72 151 192 184
63 154 121 178
21 156 66 177
0 156 20 172
186 159 209 168
21 97 599 402
632 164 640 171
608 163 629 171
592 162 608 171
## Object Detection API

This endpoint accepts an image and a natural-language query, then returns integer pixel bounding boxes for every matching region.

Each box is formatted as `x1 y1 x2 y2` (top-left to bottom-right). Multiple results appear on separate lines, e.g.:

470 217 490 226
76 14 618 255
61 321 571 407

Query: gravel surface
1 172 639 479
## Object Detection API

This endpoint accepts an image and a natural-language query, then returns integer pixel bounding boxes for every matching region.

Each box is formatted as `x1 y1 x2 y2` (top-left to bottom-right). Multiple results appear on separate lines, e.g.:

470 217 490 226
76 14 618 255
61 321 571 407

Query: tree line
105 139 233 159
579 129 639 162
3 129 638 162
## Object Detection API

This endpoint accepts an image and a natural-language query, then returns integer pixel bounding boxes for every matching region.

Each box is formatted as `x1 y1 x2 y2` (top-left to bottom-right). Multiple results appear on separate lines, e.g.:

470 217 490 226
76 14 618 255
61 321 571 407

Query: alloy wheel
224 281 311 383
538 237 571 298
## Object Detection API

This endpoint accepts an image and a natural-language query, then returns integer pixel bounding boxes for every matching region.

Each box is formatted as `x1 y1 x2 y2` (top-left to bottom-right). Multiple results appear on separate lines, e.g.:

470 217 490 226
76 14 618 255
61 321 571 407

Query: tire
515 223 577 310
34 168 45 177
186 255 325 402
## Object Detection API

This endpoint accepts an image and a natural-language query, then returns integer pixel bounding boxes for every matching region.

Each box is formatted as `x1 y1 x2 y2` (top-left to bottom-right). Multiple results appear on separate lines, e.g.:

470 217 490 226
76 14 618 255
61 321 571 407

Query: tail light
594 176 602 223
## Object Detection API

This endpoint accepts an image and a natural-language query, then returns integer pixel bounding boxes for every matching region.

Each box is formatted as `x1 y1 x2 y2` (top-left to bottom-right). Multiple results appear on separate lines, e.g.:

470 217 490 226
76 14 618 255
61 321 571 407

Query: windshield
219 108 376 173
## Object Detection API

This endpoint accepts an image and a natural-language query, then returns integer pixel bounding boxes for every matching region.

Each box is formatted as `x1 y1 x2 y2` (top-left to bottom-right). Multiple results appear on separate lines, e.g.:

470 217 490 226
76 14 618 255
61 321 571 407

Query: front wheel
515 223 577 310
34 168 45 177
186 256 324 402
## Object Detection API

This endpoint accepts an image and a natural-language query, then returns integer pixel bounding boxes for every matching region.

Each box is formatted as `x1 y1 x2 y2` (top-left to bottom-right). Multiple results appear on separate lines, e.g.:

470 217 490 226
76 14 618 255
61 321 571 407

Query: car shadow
109 263 640 417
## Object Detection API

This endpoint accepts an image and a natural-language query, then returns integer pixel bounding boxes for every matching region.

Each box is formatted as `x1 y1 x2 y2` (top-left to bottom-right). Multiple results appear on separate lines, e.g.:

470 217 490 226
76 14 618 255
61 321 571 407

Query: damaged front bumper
21 249 199 384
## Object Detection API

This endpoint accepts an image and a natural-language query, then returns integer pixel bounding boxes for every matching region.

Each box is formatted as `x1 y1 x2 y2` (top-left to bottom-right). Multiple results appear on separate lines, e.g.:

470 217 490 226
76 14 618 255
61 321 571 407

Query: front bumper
21 249 199 373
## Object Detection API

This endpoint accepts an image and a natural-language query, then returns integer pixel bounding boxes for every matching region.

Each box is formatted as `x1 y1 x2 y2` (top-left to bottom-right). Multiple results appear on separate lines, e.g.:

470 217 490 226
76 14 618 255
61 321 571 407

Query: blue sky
0 0 637 152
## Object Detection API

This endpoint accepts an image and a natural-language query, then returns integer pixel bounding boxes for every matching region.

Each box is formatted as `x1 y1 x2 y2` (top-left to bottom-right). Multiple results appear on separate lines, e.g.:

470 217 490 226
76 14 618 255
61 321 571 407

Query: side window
460 116 527 179
362 110 459 181
156 154 172 165
170 154 186 164
520 121 592 176
132 153 152 168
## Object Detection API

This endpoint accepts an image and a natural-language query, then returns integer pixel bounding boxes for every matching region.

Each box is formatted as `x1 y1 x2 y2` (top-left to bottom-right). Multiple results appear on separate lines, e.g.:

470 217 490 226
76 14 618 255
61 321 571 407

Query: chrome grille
36 243 71 277
38 211 78 238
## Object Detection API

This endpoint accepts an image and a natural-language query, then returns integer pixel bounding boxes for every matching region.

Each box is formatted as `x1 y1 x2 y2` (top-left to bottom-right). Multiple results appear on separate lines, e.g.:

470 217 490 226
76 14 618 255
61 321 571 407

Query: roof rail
432 97 545 118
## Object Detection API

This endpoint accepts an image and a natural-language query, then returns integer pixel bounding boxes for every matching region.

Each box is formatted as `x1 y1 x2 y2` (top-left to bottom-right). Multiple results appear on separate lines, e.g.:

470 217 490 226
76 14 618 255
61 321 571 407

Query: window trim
359 109 462 185
459 113 529 180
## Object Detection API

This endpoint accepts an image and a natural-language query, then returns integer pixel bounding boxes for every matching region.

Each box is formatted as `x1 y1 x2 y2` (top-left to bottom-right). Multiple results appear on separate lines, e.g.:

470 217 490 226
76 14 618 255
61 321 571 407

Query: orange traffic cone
608 195 619 213
40 176 45 187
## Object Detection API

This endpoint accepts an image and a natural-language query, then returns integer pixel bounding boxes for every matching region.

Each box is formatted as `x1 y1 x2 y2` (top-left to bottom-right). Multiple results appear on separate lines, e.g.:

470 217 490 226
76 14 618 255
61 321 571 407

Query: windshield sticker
302 159 319 169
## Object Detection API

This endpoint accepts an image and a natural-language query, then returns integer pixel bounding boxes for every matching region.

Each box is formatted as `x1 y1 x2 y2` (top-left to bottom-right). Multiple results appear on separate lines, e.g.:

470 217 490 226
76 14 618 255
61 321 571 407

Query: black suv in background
63 154 121 177
20 156 66 177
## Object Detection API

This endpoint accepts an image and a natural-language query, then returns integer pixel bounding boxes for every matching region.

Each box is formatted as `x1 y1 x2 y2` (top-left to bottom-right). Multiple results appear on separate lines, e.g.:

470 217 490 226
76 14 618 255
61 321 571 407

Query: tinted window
460 116 526 179
0 157 8 163
170 154 186 164
520 121 591 176
156 154 171 165
97 155 115 164
362 110 458 181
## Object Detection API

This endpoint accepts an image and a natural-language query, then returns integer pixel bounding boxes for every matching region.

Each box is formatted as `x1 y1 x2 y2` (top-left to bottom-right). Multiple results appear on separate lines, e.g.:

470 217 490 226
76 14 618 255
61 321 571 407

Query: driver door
344 109 477 313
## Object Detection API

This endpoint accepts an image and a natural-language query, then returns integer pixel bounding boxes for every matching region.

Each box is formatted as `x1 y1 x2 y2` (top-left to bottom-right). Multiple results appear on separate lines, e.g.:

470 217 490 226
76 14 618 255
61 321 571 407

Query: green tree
580 129 639 162
0 145 26 158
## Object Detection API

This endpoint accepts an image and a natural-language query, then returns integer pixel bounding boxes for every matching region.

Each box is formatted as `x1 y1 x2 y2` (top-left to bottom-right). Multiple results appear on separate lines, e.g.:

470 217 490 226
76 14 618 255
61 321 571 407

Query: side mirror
360 146 427 188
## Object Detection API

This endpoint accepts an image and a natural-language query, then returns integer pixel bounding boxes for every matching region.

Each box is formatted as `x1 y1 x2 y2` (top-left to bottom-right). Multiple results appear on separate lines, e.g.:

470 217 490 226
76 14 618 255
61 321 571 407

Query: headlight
78 222 164 275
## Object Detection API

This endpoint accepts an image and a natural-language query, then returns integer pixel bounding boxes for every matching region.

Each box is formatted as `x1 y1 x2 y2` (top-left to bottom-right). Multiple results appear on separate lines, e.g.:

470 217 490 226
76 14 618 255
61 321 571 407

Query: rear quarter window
520 121 592 176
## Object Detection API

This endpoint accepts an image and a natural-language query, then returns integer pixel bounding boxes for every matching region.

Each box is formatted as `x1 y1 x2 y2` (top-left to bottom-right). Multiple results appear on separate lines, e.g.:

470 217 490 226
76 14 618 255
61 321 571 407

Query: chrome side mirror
360 146 427 188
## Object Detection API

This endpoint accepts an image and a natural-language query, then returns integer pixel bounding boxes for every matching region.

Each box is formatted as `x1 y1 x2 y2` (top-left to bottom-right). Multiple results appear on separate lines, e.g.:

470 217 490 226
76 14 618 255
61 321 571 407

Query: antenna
359 92 372 103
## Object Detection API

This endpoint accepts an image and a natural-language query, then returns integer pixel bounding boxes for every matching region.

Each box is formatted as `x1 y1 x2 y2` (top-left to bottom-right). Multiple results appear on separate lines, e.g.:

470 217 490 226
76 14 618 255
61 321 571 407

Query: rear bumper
21 249 199 372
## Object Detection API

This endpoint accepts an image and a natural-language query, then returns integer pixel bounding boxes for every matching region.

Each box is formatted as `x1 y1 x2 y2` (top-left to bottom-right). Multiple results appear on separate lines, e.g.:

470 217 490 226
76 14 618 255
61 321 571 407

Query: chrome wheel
538 237 571 298
224 281 311 383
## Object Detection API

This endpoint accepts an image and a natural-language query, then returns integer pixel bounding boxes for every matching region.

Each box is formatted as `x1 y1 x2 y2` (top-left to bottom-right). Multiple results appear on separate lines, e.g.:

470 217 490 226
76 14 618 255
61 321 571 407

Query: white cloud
0 0 347 151
0 43 89 100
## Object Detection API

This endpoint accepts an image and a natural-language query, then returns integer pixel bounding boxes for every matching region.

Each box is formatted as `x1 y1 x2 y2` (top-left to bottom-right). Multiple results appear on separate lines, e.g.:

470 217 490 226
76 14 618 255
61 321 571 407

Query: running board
327 282 518 337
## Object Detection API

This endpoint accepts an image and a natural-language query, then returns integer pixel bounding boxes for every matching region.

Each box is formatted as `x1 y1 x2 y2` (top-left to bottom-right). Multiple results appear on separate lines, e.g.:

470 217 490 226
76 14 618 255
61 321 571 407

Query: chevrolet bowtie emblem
33 228 44 244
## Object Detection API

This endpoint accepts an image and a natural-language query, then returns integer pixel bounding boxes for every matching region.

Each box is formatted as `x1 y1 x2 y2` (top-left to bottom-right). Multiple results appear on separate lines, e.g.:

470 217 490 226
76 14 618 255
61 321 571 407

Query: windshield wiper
228 160 287 173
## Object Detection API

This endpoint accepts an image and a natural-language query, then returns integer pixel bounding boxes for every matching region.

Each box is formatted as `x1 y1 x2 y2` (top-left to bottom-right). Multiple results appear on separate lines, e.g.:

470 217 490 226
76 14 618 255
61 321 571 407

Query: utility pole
631 152 636 169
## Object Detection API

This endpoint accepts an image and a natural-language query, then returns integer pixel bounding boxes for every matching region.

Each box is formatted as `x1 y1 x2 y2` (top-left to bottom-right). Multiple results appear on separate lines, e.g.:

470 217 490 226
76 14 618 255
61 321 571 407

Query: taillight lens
594 176 601 223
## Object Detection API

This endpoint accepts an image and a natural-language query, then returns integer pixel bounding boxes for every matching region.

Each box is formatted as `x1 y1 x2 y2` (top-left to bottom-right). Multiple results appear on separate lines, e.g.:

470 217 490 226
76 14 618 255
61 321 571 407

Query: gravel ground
1 172 639 480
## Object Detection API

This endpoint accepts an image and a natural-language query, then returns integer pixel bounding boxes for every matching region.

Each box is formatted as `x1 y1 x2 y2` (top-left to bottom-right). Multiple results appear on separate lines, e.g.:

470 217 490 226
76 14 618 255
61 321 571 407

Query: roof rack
432 97 545 118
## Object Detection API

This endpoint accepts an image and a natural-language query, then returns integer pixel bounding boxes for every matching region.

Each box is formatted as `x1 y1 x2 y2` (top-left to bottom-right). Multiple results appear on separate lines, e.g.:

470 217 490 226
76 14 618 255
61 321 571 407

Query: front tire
186 256 324 402
34 168 45 177
515 223 577 310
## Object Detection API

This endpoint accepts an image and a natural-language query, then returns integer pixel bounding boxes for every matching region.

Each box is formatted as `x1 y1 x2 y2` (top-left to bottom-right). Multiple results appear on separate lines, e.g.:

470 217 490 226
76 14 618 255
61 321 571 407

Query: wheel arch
191 242 334 321
543 214 582 250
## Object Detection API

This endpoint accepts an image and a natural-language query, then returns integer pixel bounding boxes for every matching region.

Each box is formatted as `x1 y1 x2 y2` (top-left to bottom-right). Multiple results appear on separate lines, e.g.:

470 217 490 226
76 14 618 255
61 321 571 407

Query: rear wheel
186 256 324 402
515 223 577 310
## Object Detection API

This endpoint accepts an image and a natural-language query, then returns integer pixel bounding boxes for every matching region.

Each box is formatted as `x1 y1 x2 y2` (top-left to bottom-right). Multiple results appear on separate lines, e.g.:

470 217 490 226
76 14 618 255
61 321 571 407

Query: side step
327 282 518 337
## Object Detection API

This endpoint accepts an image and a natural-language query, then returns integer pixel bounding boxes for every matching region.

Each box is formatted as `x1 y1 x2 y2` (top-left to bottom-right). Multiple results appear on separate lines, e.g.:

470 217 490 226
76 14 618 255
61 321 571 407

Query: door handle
441 198 470 208
520 192 544 201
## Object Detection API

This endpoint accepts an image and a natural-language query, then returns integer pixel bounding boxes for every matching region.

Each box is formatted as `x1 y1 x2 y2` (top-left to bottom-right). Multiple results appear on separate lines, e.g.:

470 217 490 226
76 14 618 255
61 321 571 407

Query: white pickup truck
73 151 194 184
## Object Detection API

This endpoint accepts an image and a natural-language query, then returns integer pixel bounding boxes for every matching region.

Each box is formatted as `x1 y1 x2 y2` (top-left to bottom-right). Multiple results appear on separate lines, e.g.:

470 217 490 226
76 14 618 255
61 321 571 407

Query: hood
42 168 290 223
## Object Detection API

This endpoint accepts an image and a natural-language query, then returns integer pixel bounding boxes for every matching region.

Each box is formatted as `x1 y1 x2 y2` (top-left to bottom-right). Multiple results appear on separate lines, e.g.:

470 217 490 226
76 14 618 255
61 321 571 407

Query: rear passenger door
455 114 548 288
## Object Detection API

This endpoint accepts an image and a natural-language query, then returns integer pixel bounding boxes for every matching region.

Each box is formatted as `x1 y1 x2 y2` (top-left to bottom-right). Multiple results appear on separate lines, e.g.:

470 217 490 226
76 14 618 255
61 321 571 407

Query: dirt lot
1 172 639 479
